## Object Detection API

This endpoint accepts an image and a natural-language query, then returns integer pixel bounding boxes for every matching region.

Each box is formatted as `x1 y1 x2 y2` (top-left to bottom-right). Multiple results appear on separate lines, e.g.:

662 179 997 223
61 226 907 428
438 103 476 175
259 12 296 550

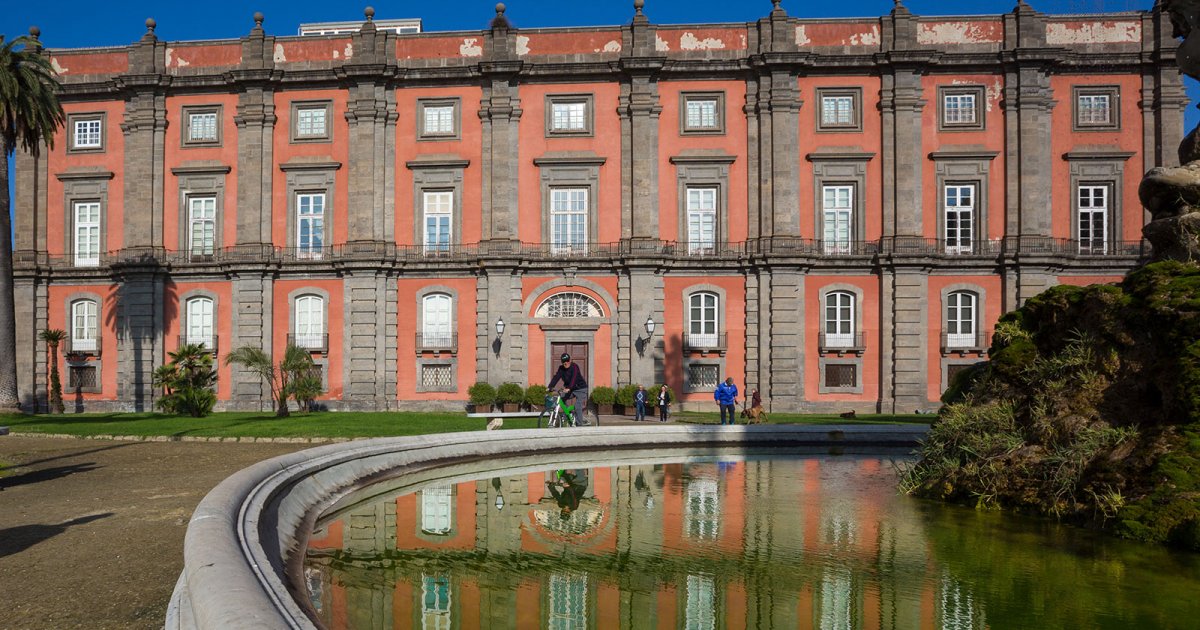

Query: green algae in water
303 454 1200 629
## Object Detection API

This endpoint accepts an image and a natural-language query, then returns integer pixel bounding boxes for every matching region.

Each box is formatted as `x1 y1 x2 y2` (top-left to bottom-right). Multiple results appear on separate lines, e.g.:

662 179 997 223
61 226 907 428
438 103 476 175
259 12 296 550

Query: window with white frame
1075 87 1119 130
294 295 325 350
422 294 453 349
421 574 452 630
296 193 326 259
188 196 217 257
73 201 101 267
685 475 720 540
72 118 102 149
185 297 215 349
820 567 854 630
550 188 588 254
822 185 853 254
686 187 717 254
187 110 218 143
824 291 855 348
685 574 717 630
536 292 603 318
943 92 978 126
944 185 975 254
688 292 719 348
548 572 588 630
421 484 453 535
1077 93 1111 126
295 105 328 138
71 300 99 353
684 96 720 132
423 191 453 253
821 94 855 128
423 105 455 137
945 291 977 349
939 572 982 630
550 100 588 133
1078 185 1108 254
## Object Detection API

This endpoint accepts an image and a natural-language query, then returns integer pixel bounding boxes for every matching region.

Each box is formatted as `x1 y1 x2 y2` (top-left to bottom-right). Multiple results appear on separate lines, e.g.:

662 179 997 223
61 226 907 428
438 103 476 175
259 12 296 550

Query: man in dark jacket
548 353 588 426
714 377 739 425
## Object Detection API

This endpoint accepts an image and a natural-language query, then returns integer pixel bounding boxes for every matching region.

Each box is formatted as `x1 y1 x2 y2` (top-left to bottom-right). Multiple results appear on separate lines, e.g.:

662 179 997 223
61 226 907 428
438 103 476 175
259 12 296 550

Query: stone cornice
278 158 343 172
928 148 1001 161
533 151 607 167
170 162 233 176
1062 148 1137 161
54 168 115 181
670 150 738 165
806 149 876 163
405 155 471 170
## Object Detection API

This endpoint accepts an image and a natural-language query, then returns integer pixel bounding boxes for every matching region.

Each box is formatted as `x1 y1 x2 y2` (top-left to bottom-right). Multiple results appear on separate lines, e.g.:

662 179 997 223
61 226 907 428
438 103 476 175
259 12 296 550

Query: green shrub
616 384 639 407
590 386 616 405
496 382 525 405
468 382 497 406
153 344 218 417
525 384 549 408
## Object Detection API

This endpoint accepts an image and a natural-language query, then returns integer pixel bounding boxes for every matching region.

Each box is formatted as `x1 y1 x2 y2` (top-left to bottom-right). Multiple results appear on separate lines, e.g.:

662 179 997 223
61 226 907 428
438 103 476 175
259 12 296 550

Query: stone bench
466 411 544 430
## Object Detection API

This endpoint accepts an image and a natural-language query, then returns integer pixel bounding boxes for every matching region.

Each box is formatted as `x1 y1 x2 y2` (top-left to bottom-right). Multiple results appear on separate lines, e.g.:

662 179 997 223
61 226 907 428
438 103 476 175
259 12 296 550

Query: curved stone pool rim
165 424 927 630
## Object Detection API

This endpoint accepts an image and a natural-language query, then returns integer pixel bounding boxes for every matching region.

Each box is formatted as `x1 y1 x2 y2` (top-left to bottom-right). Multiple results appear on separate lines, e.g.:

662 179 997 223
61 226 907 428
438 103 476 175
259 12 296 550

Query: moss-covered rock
904 261 1200 550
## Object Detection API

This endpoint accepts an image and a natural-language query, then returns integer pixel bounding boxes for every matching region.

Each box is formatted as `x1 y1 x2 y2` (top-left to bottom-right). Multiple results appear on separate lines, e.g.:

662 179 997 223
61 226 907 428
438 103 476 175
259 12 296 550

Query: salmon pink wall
396 278 477 399
394 86 484 247
1056 275 1125 287
1049 75 1144 242
48 284 119 400
662 276 745 400
658 80 749 244
164 93 240 251
47 101 126 256
517 83 622 244
805 275 880 402
272 279 343 399
271 90 350 248
922 74 1007 241
395 481 477 551
799 76 885 241
163 281 233 400
924 275 1003 400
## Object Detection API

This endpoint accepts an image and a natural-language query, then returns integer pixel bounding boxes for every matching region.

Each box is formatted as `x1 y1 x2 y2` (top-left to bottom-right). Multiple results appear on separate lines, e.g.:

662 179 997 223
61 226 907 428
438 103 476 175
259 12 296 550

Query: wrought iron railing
415 332 458 353
683 333 727 353
178 335 218 354
287 333 329 354
818 332 867 354
941 331 992 354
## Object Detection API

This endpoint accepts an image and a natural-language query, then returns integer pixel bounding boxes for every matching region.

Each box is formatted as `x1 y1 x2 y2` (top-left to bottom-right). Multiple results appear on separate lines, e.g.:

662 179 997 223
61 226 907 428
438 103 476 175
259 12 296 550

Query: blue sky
2 0 1193 225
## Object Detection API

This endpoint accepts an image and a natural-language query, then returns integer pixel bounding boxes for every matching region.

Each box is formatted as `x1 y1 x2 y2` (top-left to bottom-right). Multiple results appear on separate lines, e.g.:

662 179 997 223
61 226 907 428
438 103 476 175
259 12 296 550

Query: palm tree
224 346 285 416
38 328 65 413
225 344 320 417
0 34 65 411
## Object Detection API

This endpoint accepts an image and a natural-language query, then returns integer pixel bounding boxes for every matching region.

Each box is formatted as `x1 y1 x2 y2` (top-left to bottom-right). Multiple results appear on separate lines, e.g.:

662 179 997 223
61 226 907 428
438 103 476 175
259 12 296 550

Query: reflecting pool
303 451 1200 629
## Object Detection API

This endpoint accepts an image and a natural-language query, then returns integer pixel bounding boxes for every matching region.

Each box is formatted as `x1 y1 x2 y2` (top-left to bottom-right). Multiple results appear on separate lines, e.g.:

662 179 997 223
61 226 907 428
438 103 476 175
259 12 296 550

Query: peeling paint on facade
917 21 1002 45
50 57 68 74
273 43 286 63
344 43 353 60
166 48 190 68
516 35 530 56
846 27 880 47
459 38 483 57
596 40 622 53
796 25 812 46
656 35 669 52
679 32 725 51
1046 21 1141 45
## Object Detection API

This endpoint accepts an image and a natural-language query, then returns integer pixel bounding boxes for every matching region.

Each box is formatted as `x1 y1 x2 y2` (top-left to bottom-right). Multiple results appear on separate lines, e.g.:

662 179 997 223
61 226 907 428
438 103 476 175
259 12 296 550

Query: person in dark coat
634 385 647 421
657 385 671 422
548 353 588 426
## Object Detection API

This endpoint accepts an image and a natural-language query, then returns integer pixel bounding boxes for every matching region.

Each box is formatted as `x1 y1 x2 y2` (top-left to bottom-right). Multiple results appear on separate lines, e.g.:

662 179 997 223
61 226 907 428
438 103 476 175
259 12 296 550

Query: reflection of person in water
547 469 589 519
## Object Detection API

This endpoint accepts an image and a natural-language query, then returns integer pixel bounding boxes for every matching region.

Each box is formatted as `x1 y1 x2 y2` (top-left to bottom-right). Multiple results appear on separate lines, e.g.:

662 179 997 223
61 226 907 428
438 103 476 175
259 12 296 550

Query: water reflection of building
306 459 987 629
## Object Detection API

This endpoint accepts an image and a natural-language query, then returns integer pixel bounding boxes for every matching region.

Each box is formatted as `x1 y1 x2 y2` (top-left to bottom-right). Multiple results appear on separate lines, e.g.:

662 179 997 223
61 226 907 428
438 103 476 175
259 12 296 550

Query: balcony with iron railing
818 332 867 355
683 333 727 354
941 331 992 355
178 335 218 354
288 333 329 354
415 332 458 354
66 336 100 356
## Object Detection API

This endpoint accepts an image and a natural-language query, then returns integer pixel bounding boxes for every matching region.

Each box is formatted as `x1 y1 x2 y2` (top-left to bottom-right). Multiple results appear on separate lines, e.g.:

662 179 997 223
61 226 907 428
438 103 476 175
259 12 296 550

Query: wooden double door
550 343 589 385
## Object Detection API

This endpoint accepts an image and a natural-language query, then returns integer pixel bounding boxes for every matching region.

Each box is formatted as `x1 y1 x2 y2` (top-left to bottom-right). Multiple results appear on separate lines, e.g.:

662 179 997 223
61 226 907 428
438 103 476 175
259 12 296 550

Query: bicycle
541 390 577 428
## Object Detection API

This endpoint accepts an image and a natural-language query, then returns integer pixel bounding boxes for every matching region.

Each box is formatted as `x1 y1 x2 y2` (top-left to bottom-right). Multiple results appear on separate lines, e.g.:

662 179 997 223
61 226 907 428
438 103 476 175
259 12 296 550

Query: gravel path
0 436 309 629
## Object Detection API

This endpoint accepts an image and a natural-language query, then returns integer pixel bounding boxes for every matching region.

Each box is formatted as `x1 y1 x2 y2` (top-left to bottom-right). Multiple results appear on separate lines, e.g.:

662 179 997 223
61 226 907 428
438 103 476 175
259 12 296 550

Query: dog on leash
740 405 767 424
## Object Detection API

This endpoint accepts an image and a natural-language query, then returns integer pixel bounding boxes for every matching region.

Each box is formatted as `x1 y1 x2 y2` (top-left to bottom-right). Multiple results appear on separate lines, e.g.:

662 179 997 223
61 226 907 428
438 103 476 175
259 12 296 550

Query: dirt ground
0 435 310 629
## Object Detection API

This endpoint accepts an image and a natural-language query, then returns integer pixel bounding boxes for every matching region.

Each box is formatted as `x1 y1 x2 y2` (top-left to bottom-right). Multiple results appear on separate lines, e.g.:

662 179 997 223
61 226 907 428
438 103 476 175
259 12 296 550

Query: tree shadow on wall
103 254 174 413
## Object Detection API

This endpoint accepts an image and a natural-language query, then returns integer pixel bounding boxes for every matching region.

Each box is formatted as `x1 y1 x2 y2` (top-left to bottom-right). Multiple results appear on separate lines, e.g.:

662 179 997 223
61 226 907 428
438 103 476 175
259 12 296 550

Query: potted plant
496 382 525 413
616 384 639 416
590 386 616 416
525 384 549 412
467 382 497 413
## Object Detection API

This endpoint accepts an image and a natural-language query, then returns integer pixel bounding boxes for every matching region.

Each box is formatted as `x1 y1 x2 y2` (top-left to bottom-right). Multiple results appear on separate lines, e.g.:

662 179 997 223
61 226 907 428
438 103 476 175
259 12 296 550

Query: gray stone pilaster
475 270 524 385
342 502 394 628
13 145 42 254
752 5 801 241
619 9 664 241
744 271 762 399
886 67 925 236
14 279 46 411
766 268 804 411
342 272 397 410
230 272 272 408
623 269 663 387
119 25 167 250
114 270 164 411
233 20 277 245
1145 7 1187 169
879 270 896 413
1004 4 1055 238
480 23 522 243
744 79 762 240
891 269 928 411
1017 269 1057 305
344 20 396 244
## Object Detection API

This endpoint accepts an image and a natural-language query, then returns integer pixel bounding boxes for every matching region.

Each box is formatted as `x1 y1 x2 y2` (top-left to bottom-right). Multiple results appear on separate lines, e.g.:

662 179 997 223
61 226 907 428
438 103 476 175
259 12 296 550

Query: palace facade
11 2 1185 413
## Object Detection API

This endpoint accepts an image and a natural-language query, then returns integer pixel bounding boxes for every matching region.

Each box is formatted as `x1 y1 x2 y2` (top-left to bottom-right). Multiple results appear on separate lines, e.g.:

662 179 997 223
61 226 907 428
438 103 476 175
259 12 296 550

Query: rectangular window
73 201 101 267
686 187 717 254
421 574 452 630
687 364 720 390
424 106 454 135
72 117 102 150
939 87 985 130
945 293 977 348
685 575 717 630
292 102 332 142
546 95 593 136
817 89 862 131
423 191 453 253
68 365 98 390
1074 87 1119 130
186 298 215 348
944 185 975 254
822 185 853 255
188 197 217 257
681 93 724 134
72 301 99 353
421 364 454 390
1078 185 1108 254
824 364 857 389
185 110 219 144
296 193 326 259
944 94 976 125
550 188 588 254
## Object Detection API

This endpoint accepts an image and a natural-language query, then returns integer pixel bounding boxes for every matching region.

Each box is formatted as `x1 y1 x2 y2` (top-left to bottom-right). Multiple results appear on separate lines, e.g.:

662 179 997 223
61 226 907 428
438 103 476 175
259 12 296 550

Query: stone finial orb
634 0 645 13
29 26 40 39
253 12 264 26
364 6 375 21
496 3 506 14
146 18 157 32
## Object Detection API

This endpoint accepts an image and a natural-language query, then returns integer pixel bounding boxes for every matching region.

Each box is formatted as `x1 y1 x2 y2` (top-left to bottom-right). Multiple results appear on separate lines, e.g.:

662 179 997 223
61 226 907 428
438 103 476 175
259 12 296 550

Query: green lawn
0 409 932 439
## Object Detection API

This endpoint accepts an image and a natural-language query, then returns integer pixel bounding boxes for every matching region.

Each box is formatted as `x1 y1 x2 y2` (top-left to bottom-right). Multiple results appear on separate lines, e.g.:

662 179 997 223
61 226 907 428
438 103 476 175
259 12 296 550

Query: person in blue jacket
714 377 739 425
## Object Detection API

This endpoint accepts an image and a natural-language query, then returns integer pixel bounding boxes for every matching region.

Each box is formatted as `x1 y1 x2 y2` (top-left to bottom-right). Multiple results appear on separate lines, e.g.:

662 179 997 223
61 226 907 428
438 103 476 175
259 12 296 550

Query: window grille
688 364 719 390
824 364 857 389
421 364 454 390
68 365 97 390
536 293 603 318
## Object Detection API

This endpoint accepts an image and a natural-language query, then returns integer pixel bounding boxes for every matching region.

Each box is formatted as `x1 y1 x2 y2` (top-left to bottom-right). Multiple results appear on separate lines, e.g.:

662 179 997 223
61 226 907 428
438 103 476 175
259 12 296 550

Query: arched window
824 291 856 348
71 300 99 352
294 295 325 350
422 293 453 348
421 574 452 630
946 291 977 348
535 292 603 318
185 297 214 349
688 292 719 347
